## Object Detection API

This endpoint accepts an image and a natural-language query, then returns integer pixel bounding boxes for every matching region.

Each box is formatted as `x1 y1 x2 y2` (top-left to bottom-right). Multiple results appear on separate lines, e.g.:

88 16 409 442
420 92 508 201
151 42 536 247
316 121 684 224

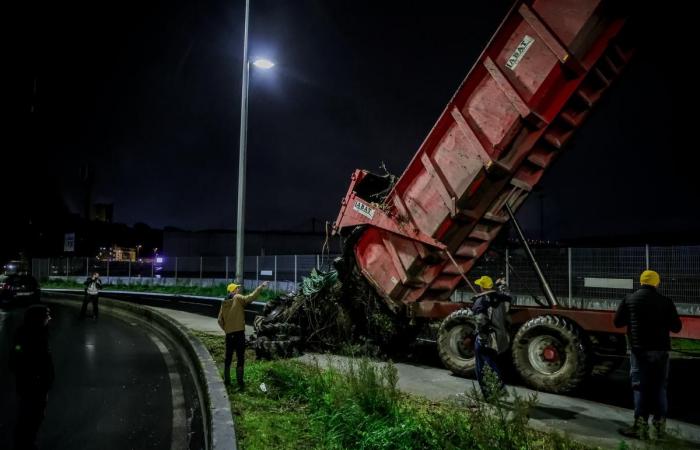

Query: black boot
223 366 231 386
236 367 245 391
652 418 667 440
619 416 648 439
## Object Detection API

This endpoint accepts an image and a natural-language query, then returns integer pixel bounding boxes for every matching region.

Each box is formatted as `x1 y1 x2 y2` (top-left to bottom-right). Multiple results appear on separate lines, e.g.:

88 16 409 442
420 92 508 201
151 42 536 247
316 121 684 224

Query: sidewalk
154 307 700 449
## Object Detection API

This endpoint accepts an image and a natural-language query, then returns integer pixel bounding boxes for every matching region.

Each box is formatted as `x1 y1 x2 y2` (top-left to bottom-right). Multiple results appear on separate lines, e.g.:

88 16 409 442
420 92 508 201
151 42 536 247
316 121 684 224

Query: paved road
0 302 202 450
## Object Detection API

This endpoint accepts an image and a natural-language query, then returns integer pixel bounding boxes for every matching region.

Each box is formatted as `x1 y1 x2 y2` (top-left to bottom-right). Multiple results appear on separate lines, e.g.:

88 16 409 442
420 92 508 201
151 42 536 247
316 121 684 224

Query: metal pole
225 256 229 281
235 0 251 284
151 259 154 279
274 255 277 291
66 259 69 277
505 247 510 287
568 247 572 308
200 256 203 280
86 257 89 277
294 254 298 287
505 203 558 308
128 260 131 280
106 260 110 283
256 256 259 285
175 257 178 281
316 254 320 270
645 244 650 269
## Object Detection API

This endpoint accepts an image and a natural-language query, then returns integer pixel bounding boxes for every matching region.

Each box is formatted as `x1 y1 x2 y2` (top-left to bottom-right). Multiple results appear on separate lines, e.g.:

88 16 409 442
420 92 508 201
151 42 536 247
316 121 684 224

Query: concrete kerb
41 292 237 450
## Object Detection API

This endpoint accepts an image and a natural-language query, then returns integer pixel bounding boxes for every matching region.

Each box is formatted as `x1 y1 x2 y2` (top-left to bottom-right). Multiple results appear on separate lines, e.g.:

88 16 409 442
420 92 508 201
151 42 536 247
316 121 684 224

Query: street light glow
252 58 275 69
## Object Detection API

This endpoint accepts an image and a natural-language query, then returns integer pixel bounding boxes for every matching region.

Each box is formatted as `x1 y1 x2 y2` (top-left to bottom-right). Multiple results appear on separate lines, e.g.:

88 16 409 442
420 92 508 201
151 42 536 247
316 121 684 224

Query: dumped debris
251 257 417 359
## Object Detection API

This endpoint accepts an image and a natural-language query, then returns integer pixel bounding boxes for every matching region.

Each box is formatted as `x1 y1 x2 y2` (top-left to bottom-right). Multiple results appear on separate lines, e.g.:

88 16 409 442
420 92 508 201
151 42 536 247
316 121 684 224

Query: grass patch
672 338 700 355
41 278 279 301
192 330 593 450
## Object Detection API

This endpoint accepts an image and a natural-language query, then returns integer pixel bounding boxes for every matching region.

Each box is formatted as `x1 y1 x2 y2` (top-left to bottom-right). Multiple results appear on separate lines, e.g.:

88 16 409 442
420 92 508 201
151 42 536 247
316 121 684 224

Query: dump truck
326 0 700 394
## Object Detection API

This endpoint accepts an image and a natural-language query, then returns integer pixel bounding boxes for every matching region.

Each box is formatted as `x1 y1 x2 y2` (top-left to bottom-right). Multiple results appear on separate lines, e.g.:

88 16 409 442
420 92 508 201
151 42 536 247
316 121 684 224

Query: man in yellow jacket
218 281 268 389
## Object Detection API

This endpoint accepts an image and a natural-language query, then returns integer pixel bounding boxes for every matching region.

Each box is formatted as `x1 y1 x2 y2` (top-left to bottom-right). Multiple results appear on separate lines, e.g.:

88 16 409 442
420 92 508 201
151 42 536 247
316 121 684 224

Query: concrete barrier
42 291 237 450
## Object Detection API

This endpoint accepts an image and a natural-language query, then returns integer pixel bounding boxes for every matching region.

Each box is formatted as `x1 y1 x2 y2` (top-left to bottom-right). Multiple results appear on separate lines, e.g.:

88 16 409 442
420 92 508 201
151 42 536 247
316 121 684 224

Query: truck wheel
437 309 476 376
512 315 589 393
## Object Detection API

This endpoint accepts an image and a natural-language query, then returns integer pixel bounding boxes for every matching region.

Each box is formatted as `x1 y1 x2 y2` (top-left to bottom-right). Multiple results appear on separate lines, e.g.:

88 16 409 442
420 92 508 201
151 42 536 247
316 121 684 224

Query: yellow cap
474 275 494 290
227 283 240 293
640 270 660 287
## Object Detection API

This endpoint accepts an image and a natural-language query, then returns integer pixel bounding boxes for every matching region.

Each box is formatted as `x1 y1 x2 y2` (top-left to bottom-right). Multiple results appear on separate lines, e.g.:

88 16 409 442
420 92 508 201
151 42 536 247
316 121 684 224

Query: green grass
41 278 280 301
672 338 700 355
191 330 593 450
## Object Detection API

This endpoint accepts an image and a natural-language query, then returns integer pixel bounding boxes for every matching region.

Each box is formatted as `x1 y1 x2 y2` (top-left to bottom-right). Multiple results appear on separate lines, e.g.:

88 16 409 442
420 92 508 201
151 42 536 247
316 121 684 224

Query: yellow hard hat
227 283 240 293
474 275 494 289
640 270 660 287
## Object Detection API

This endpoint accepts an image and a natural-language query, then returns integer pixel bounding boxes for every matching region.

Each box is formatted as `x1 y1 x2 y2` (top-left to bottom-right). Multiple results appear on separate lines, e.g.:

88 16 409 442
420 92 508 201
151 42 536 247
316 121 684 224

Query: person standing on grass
471 275 512 399
615 269 682 440
79 272 102 319
218 281 268 390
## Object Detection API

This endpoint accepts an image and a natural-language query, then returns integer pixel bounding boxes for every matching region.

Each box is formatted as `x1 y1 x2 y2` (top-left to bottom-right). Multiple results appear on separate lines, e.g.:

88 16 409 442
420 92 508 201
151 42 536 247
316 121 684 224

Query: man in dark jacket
471 275 512 399
9 304 54 450
80 272 102 319
614 270 682 440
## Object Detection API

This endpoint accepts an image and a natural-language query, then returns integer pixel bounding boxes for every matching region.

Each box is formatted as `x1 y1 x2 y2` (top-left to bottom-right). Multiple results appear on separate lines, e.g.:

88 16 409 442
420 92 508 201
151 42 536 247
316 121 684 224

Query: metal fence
32 254 339 293
459 245 700 308
32 245 700 307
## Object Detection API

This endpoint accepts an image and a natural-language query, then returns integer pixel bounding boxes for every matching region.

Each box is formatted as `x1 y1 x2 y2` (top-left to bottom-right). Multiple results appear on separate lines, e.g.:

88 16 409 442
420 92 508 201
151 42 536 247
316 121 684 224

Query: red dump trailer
333 0 698 393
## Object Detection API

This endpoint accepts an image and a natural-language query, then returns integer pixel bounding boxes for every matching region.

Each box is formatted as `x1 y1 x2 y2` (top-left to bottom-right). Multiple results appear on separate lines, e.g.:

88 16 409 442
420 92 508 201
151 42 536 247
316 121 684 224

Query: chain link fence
33 245 700 309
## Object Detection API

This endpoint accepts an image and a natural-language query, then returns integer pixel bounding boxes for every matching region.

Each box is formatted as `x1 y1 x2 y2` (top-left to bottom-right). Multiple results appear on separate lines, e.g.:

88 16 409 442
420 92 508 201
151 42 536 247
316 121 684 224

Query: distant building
163 229 336 256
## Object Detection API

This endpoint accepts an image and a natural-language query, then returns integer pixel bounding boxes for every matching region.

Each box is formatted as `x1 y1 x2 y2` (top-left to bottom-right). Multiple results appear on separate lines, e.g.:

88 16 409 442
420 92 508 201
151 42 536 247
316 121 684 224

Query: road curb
42 292 237 450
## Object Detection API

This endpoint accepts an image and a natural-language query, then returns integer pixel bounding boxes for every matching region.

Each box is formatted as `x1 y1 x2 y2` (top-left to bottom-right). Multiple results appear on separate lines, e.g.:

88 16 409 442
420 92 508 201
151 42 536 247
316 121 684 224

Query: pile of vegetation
194 330 590 450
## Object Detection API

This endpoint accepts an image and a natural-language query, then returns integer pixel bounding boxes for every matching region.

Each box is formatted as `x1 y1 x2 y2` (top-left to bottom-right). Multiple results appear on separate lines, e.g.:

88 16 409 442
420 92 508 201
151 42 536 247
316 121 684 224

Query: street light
236 0 274 284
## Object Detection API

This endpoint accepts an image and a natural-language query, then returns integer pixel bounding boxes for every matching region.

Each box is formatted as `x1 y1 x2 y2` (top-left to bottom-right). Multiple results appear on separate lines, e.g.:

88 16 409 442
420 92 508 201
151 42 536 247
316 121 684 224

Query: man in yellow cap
218 280 268 389
470 275 512 398
615 270 682 439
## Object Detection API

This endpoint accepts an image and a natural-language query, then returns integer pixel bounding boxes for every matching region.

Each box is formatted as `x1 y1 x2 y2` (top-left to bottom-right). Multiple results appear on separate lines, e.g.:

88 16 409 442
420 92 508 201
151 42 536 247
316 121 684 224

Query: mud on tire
512 315 590 394
437 309 477 376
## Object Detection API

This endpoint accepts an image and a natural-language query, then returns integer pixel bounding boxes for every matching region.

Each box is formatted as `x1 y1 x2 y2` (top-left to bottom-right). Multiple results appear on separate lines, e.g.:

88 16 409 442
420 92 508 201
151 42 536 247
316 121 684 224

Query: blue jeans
475 337 503 397
629 350 669 421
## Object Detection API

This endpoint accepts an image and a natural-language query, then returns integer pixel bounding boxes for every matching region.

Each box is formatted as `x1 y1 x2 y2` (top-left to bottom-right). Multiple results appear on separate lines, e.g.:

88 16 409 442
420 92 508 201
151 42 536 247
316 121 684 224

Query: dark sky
7 1 695 240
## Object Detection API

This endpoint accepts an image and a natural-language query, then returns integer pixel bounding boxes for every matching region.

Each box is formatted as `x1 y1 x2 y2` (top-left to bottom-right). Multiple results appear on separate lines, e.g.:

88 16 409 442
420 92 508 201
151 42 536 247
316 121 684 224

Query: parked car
0 273 41 306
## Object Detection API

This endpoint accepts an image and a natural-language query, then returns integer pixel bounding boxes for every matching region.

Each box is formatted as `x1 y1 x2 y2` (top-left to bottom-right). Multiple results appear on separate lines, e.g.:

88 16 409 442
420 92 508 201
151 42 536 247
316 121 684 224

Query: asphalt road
0 301 202 450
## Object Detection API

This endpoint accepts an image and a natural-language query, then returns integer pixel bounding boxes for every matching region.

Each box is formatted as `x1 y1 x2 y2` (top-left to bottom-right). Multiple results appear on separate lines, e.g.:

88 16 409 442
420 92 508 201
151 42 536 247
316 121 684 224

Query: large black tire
437 309 477 376
512 315 590 394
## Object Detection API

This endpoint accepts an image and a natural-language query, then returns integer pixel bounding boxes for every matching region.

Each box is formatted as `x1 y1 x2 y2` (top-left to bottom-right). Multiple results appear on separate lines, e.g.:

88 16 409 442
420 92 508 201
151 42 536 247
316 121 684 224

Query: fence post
106 260 110 283
505 248 510 287
256 256 259 286
568 247 572 308
47 258 51 279
225 256 229 281
65 259 69 277
294 254 298 287
274 255 278 292
151 259 154 279
316 254 320 270
199 256 203 280
86 257 89 277
645 244 650 269
128 260 131 280
175 257 178 282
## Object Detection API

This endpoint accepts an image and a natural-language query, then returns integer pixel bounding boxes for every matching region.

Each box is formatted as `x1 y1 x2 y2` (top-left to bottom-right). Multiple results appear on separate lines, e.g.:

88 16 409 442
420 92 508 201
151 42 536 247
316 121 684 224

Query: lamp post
235 0 274 283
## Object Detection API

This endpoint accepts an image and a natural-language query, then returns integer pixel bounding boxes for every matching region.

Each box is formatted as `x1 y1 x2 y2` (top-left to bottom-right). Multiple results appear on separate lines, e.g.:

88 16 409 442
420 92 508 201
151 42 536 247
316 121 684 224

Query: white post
568 247 572 308
505 248 510 287
316 254 320 270
645 244 650 269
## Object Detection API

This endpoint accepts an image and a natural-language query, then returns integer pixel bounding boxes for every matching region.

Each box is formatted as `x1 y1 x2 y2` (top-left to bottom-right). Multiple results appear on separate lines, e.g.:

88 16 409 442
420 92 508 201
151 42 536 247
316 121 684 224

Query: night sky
6 1 694 241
